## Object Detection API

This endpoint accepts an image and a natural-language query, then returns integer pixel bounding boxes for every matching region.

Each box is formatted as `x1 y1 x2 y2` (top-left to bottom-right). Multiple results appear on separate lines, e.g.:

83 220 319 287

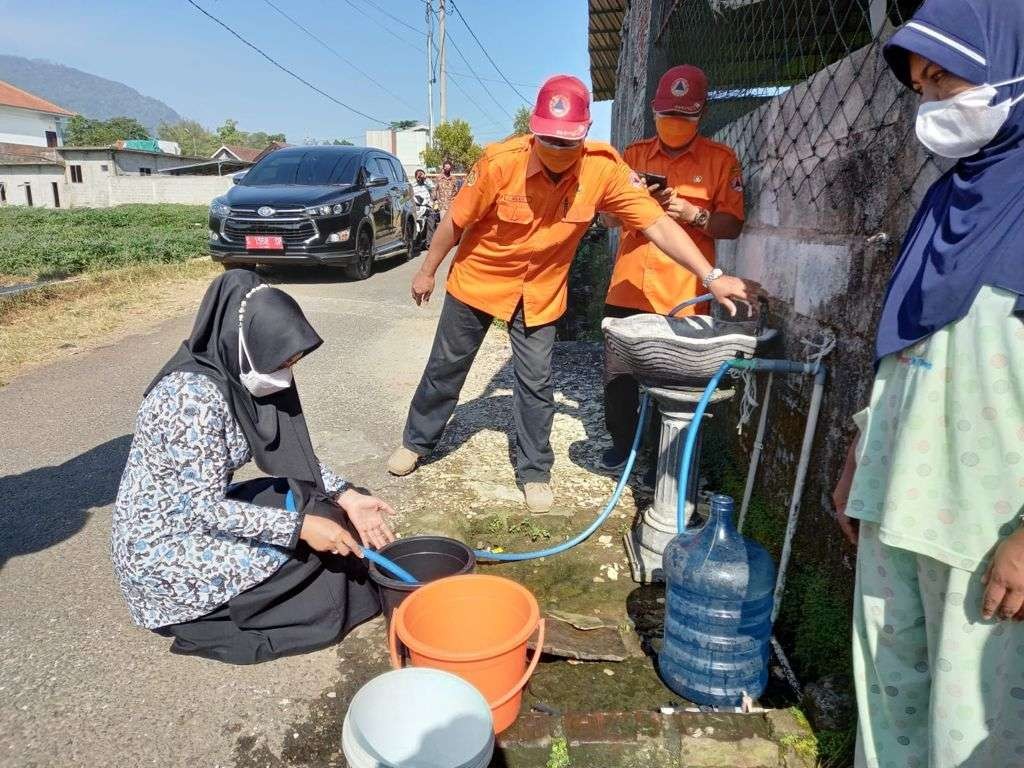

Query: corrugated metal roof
588 0 626 101
0 142 63 166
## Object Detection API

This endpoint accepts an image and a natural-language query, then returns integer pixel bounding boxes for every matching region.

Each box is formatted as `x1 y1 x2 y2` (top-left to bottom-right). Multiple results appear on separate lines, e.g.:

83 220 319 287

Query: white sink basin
602 314 776 387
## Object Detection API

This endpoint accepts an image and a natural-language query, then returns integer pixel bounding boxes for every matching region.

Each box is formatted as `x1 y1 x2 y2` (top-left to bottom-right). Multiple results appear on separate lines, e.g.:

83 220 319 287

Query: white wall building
364 125 430 177
0 79 74 148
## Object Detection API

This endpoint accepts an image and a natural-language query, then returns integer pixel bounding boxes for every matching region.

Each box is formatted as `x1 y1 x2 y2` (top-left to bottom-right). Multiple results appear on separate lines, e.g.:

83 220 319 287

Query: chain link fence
657 0 938 219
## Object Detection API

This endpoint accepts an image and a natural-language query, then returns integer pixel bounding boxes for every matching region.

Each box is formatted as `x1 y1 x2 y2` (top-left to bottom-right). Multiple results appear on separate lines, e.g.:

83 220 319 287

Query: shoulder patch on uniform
629 170 644 188
465 165 479 186
730 175 743 192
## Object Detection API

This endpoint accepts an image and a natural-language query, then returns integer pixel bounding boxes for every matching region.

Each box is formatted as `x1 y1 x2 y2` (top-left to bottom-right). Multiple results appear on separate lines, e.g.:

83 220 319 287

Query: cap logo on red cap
670 78 689 97
549 95 570 118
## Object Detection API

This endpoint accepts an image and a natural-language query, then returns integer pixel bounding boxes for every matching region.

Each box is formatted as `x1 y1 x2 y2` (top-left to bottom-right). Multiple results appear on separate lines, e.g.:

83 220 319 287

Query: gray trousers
403 293 557 483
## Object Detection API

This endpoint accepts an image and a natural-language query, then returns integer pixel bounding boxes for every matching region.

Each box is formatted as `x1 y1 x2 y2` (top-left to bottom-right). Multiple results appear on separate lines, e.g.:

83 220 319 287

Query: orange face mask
534 138 584 173
655 114 699 148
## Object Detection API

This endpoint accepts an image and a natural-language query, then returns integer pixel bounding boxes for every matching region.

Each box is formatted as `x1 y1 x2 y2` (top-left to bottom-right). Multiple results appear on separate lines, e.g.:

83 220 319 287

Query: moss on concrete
526 657 675 713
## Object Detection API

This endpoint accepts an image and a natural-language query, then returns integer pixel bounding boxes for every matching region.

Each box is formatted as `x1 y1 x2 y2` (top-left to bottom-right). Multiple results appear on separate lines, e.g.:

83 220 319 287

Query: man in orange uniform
599 65 746 472
387 74 759 513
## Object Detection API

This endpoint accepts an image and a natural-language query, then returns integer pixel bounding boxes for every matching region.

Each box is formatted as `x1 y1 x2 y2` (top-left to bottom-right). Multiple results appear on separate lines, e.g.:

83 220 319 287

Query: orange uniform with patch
605 134 744 315
448 135 666 327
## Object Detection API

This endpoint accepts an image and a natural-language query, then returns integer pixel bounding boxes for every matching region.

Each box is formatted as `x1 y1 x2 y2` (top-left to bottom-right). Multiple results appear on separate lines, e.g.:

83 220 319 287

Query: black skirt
156 477 381 664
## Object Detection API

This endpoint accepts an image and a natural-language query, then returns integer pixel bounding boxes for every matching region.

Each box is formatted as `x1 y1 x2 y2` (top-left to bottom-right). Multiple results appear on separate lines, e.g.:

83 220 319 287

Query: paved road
0 257 451 767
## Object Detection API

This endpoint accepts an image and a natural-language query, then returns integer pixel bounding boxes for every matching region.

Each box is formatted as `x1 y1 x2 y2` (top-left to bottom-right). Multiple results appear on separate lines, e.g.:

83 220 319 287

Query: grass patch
546 737 570 768
0 204 208 281
816 725 856 767
0 260 220 385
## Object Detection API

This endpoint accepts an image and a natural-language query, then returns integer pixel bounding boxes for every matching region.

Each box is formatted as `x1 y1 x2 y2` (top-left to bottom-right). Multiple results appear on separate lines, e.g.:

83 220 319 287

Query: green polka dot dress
848 286 1024 572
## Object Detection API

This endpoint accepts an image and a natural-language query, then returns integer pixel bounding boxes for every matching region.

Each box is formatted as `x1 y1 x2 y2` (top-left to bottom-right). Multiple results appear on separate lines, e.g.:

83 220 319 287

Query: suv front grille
222 207 318 246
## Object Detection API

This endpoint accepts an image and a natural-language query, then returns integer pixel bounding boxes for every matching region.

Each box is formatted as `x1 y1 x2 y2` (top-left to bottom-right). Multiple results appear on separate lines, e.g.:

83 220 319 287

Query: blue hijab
877 0 1024 362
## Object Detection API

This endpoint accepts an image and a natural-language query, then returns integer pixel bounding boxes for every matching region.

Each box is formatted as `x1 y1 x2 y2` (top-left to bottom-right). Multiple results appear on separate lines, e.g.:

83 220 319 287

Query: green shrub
0 204 208 281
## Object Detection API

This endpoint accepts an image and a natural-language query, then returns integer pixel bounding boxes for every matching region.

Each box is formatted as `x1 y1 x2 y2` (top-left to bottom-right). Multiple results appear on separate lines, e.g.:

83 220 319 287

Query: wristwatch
690 207 711 228
702 267 724 288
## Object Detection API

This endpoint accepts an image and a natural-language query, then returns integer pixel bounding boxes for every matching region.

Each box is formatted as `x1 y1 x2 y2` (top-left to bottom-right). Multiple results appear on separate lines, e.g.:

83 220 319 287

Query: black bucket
368 536 476 624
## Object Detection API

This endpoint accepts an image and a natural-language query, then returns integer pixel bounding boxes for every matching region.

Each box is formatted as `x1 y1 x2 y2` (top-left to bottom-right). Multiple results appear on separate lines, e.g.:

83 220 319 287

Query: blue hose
474 393 651 561
287 489 420 584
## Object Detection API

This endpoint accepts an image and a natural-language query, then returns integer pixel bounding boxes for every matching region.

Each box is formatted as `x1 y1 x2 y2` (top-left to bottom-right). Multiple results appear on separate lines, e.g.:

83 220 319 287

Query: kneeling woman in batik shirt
111 269 395 664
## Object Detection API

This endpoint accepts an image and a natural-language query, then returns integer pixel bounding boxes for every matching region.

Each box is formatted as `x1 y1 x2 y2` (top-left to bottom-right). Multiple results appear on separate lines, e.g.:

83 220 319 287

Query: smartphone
641 172 668 191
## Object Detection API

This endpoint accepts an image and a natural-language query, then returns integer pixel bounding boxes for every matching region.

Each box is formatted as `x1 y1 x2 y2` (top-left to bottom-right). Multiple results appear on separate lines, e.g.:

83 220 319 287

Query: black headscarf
146 269 326 491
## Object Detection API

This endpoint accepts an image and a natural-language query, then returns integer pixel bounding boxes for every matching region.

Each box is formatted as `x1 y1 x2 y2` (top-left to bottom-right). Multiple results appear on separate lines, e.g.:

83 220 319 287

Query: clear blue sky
0 0 612 146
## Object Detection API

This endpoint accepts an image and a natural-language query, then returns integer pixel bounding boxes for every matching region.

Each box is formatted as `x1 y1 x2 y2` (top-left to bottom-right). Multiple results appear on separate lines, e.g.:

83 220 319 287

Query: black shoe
597 447 627 473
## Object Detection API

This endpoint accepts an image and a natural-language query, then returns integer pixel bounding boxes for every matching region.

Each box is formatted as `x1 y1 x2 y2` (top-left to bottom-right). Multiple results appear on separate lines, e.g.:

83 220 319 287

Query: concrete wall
606 14 946 640
0 165 67 208
68 174 232 208
0 106 60 147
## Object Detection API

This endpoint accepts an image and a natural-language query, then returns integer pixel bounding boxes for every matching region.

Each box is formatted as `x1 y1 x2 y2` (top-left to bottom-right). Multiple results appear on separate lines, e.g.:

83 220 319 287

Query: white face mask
915 74 1024 159
237 285 294 397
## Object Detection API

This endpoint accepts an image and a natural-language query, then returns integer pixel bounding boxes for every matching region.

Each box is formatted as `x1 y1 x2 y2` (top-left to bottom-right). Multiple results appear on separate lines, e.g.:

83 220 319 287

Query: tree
512 106 531 137
389 119 419 130
157 119 217 157
64 115 149 146
421 119 482 171
333 139 354 146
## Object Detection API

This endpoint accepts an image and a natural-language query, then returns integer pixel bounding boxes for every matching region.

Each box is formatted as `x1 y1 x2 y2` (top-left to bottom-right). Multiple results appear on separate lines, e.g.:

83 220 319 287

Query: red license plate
245 235 284 251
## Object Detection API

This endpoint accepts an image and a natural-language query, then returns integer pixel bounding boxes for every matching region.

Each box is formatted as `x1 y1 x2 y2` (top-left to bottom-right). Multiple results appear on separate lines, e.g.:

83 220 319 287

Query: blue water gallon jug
658 493 776 707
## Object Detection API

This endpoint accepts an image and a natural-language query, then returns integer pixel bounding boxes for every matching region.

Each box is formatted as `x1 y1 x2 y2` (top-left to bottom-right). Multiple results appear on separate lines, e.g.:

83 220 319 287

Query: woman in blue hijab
832 0 1024 764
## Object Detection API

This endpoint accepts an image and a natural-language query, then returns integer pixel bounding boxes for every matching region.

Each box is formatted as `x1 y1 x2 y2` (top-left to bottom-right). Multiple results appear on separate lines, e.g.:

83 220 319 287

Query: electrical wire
448 0 531 105
262 0 421 115
427 5 512 120
184 0 387 124
341 0 425 53
356 0 424 36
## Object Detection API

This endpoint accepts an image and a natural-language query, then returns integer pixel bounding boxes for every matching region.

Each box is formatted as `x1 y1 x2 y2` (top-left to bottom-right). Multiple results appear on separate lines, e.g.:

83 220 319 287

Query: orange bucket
389 574 545 733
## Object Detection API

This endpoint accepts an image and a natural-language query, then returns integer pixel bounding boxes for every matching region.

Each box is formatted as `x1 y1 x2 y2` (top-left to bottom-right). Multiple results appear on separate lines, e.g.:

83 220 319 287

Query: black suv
208 145 415 280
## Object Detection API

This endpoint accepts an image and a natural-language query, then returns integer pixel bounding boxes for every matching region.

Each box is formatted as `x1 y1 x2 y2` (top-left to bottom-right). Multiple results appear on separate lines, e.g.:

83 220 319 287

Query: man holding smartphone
600 65 746 473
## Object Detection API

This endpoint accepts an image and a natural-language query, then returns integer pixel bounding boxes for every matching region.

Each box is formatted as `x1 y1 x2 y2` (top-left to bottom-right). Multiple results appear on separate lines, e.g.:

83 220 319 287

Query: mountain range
0 54 182 131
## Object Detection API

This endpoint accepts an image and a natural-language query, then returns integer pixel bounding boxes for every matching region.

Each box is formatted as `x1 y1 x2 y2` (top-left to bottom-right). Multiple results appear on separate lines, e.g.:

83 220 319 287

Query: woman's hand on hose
833 440 860 546
982 528 1024 621
299 515 362 557
708 275 763 317
337 488 397 550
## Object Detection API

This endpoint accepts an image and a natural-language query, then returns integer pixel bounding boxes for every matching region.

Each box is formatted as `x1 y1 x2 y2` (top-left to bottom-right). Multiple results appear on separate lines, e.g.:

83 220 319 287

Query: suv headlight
210 198 230 217
306 200 351 217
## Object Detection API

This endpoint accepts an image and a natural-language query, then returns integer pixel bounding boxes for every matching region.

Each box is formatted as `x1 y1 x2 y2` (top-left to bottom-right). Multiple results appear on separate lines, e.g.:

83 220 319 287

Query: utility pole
438 0 447 124
426 0 435 143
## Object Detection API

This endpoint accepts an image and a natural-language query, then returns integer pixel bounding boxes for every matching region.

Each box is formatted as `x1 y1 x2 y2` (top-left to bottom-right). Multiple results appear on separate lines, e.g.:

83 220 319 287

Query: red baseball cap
529 75 591 141
652 65 708 115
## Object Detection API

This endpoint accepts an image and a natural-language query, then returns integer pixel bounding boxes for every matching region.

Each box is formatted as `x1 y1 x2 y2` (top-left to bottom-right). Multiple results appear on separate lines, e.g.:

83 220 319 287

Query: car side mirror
231 173 246 185
366 174 389 188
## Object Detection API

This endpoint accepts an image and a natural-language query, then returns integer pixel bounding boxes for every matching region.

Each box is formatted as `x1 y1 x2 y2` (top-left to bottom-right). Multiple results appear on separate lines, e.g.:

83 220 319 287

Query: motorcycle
412 190 440 251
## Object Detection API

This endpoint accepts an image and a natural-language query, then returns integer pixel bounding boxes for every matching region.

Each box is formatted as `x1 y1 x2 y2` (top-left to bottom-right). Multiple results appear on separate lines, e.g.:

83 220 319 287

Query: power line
341 0 425 53
262 0 421 115
427 6 512 120
448 0 531 105
426 30 504 128
356 0 423 36
184 0 387 124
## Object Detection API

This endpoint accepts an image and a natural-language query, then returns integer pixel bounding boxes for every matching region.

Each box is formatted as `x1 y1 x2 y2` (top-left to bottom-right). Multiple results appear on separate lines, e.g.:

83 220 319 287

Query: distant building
0 142 220 209
0 79 75 148
365 125 430 177
162 141 291 177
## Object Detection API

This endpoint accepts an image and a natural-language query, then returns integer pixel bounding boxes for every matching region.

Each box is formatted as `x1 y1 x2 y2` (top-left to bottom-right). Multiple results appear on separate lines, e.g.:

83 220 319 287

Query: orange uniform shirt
605 135 745 315
447 135 666 327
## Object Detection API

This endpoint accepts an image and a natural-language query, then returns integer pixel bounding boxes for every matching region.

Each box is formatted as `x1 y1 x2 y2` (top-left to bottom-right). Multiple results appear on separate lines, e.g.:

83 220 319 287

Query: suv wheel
404 218 416 261
345 227 373 281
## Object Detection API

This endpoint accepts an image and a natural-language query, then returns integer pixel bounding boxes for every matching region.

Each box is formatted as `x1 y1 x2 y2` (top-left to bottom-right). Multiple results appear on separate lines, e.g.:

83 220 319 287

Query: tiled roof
0 80 75 117
0 141 63 166
216 145 264 162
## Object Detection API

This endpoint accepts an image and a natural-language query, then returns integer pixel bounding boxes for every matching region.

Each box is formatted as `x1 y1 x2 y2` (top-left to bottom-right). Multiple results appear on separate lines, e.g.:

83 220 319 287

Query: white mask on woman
238 327 293 396
915 74 1024 158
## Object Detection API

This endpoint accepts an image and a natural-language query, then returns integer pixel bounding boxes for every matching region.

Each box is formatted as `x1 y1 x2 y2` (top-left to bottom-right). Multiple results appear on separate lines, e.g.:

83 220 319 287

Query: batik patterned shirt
110 372 347 629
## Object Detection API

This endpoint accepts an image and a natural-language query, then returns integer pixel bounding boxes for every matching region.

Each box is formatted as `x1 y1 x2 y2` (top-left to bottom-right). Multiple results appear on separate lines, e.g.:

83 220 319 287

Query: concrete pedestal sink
602 313 776 583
